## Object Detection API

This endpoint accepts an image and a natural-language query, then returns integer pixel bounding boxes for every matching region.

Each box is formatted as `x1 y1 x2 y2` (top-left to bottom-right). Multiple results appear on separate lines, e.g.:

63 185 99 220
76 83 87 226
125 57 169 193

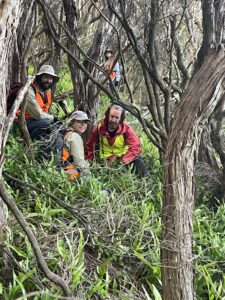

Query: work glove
114 81 119 87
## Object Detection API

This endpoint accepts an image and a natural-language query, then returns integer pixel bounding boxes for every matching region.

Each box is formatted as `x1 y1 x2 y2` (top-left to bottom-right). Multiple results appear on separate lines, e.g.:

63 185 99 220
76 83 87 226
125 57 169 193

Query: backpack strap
62 129 74 152
58 129 74 168
64 130 73 140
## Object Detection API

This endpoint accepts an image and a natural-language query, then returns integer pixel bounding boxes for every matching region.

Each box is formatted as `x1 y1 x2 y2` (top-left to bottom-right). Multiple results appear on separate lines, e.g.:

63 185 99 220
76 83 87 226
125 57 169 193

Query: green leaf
142 285 152 300
17 269 36 283
5 242 27 258
56 238 68 260
149 283 162 300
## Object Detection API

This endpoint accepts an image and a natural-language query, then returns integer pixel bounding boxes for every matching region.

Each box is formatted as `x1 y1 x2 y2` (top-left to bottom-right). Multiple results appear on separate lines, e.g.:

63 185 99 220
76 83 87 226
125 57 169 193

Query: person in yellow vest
62 111 90 180
103 48 121 87
17 65 60 140
86 105 149 177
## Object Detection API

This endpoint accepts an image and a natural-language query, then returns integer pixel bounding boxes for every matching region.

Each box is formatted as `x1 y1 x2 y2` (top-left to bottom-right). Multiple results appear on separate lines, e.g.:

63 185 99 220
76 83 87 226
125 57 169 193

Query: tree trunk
11 0 36 83
161 47 225 300
0 0 28 198
63 0 84 105
0 0 28 286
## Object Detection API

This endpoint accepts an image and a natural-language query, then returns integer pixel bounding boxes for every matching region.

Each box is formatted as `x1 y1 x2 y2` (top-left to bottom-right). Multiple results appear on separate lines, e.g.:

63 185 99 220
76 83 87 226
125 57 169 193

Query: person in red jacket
86 104 149 177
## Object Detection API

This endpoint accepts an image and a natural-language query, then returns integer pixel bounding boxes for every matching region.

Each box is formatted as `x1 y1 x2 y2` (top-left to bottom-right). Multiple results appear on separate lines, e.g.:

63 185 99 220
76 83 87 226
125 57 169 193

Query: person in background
86 104 149 177
103 48 121 88
62 111 90 180
16 64 59 140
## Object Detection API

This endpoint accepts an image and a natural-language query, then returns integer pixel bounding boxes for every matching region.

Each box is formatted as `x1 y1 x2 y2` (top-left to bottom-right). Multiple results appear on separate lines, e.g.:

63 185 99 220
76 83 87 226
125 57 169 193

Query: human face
105 51 112 59
72 120 88 135
108 108 122 131
40 74 54 90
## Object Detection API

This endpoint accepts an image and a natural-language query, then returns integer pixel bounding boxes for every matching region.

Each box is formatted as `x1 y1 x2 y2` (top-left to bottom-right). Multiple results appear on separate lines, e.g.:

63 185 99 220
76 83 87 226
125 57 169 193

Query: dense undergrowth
0 125 225 299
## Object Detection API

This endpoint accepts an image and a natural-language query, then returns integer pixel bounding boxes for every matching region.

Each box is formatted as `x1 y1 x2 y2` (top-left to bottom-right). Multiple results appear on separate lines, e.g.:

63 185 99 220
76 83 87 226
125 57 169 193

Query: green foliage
27 65 35 76
1 130 225 299
194 204 225 299
56 64 73 95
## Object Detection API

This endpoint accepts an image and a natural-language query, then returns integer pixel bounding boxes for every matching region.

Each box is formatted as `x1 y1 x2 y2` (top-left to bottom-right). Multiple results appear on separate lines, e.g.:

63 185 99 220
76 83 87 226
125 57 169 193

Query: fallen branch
3 172 94 234
15 291 78 300
0 179 72 297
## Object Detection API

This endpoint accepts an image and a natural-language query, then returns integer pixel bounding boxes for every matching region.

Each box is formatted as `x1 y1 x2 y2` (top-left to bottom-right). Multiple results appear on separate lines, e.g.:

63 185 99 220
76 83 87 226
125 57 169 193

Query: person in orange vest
103 48 121 87
86 104 149 177
62 111 91 180
17 65 60 140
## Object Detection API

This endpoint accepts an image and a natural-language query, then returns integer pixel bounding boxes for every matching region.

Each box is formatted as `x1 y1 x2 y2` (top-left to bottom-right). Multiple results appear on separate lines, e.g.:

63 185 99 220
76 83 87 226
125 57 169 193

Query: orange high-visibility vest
103 62 116 79
62 139 79 180
16 83 52 120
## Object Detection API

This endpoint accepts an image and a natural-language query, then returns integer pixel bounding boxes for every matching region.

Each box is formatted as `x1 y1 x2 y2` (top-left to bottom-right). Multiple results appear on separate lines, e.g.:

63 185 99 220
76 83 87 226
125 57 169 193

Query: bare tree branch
0 180 72 297
4 78 33 148
37 0 117 102
3 172 94 234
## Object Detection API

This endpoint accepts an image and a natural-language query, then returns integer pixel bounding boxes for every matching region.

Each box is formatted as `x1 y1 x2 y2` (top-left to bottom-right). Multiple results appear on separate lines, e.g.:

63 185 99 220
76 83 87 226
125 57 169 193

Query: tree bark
162 46 225 300
63 0 84 106
11 0 36 83
0 0 27 218
0 0 29 286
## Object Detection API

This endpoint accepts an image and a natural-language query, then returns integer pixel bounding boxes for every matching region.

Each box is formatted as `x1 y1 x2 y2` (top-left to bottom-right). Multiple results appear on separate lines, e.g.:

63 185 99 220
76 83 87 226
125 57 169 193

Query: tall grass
0 128 224 299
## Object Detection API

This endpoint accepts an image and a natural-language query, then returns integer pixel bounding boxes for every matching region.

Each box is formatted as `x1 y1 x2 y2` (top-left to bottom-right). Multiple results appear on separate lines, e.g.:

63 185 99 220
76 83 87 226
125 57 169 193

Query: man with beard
17 64 60 140
86 104 149 177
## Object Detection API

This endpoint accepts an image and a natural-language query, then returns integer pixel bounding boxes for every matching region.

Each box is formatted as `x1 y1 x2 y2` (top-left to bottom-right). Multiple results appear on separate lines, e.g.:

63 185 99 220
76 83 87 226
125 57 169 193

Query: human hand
106 156 121 167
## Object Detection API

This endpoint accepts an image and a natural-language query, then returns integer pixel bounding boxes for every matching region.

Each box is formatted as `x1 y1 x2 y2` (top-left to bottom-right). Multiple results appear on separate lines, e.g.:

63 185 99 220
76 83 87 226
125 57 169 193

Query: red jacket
86 119 142 164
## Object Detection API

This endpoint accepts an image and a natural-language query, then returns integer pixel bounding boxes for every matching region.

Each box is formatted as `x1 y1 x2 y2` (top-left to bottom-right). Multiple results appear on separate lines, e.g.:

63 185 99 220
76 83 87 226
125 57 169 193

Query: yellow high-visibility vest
99 135 128 159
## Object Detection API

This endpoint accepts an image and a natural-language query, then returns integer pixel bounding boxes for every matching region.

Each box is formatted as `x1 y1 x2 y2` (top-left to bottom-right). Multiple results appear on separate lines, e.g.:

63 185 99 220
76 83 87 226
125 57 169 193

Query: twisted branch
0 179 72 297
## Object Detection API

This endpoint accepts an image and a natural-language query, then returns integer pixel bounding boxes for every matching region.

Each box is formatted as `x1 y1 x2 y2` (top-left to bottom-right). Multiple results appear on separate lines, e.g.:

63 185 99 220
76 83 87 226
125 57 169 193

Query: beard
108 121 118 131
40 81 51 91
